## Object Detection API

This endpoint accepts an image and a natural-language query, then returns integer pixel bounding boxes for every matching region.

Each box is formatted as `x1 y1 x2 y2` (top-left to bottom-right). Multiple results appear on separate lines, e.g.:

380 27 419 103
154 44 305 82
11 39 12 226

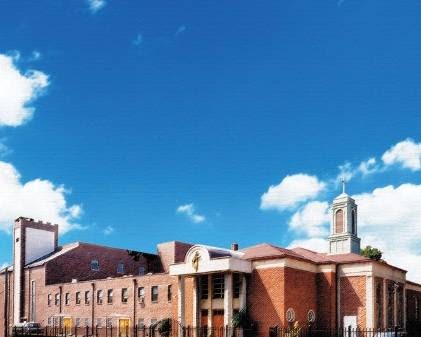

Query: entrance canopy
169 245 251 276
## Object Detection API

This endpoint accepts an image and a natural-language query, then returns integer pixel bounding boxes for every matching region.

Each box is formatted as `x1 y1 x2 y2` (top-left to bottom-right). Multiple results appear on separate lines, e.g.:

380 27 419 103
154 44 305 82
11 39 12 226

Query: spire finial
341 176 346 194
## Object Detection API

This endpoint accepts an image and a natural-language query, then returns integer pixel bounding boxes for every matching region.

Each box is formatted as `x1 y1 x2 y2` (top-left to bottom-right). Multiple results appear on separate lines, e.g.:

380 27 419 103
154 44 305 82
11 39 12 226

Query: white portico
169 244 251 329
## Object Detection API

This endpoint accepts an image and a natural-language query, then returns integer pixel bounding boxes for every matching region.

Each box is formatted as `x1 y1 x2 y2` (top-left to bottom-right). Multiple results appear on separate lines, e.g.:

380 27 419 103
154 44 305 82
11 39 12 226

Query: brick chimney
231 243 239 251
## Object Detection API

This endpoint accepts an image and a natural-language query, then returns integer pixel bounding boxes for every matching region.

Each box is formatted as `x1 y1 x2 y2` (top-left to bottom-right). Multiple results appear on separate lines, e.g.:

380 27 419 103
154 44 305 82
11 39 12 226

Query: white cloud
354 183 421 282
288 237 328 253
87 0 106 13
260 174 326 211
176 203 206 224
0 161 82 234
103 225 114 235
289 201 330 237
358 157 378 176
287 183 421 282
29 50 42 61
0 53 49 127
382 139 421 171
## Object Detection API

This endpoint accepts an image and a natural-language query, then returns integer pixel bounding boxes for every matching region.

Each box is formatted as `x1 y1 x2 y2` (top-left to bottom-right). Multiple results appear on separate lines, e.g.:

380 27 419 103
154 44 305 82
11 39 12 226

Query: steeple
328 180 361 255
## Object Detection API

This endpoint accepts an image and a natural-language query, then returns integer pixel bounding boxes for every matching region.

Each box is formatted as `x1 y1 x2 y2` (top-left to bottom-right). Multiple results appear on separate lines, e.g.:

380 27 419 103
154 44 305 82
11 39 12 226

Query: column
366 276 374 329
239 274 247 310
224 273 233 327
192 277 199 337
178 276 186 335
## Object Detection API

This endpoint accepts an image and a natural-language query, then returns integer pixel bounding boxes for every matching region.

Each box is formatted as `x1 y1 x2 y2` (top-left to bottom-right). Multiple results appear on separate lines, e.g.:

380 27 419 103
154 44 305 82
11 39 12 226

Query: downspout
59 286 63 315
91 283 95 335
335 264 341 329
133 279 137 332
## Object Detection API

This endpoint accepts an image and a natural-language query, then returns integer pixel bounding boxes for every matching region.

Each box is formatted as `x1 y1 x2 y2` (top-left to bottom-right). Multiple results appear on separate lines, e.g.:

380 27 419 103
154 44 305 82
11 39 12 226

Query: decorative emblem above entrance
192 251 201 272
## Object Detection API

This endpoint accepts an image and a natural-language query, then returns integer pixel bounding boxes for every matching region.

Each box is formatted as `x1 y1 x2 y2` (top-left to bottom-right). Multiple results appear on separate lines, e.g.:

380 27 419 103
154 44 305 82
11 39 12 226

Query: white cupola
328 179 361 255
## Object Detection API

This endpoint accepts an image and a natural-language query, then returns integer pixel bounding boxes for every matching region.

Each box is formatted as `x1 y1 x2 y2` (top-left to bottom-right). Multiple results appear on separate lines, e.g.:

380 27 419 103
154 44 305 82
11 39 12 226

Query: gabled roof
240 243 310 262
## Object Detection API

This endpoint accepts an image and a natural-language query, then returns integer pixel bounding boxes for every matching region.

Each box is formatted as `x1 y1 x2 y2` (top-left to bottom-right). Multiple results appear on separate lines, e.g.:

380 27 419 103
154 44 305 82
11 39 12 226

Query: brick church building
1 190 421 336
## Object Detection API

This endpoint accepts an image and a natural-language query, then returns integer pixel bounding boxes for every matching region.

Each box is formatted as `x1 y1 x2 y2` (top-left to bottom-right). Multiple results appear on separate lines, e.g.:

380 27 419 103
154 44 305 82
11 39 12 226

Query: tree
361 246 382 261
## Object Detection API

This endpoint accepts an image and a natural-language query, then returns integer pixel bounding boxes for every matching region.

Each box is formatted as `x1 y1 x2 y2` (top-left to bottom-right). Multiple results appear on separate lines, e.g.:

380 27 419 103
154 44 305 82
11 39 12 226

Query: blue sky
1 0 421 280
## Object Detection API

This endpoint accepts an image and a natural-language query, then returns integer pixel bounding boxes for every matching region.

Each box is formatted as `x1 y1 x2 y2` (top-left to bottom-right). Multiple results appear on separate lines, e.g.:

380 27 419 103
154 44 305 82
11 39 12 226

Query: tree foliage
361 245 383 261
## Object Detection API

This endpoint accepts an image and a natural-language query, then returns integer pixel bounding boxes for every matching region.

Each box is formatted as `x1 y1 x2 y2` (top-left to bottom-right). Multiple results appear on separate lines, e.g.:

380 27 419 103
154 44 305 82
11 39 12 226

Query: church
1 189 421 336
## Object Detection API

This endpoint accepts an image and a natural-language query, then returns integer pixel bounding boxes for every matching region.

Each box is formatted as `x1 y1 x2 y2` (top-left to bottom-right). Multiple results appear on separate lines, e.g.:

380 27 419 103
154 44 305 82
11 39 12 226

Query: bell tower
328 179 361 255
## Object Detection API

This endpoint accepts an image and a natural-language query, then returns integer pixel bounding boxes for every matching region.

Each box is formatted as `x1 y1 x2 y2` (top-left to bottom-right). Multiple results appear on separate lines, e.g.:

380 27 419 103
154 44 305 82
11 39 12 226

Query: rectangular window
75 318 80 327
106 318 113 328
121 288 128 303
107 289 113 304
55 293 60 306
233 273 241 299
84 318 90 327
212 273 225 299
138 287 145 301
138 318 144 328
76 292 81 305
97 318 102 328
199 275 209 300
151 286 158 303
97 290 103 305
117 262 124 274
91 260 100 271
47 294 52 306
65 293 70 306
167 285 172 302
139 266 145 276
85 291 91 305
48 317 52 326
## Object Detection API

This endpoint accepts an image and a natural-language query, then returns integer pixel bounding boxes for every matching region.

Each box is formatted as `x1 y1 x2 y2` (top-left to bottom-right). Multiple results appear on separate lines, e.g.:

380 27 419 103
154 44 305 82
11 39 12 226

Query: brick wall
284 267 317 328
316 271 336 329
36 272 177 328
45 243 161 285
247 267 285 334
340 276 366 328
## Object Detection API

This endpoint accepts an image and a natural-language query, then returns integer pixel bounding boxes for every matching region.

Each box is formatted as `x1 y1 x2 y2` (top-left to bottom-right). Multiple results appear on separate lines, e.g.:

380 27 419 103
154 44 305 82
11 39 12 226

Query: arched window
335 209 344 234
351 209 356 234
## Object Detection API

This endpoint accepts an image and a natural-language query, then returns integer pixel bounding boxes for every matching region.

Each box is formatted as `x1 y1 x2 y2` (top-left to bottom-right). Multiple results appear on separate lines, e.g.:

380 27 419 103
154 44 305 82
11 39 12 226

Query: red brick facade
2 218 421 336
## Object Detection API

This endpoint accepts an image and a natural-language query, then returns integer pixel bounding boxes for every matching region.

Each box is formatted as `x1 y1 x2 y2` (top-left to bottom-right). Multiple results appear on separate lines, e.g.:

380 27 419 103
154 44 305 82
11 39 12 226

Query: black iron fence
268 326 407 337
12 324 257 337
11 325 412 337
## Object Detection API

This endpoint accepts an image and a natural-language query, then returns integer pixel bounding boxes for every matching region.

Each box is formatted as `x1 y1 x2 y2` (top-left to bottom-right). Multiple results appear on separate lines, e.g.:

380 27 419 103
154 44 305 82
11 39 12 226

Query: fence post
347 326 351 337
394 326 398 337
